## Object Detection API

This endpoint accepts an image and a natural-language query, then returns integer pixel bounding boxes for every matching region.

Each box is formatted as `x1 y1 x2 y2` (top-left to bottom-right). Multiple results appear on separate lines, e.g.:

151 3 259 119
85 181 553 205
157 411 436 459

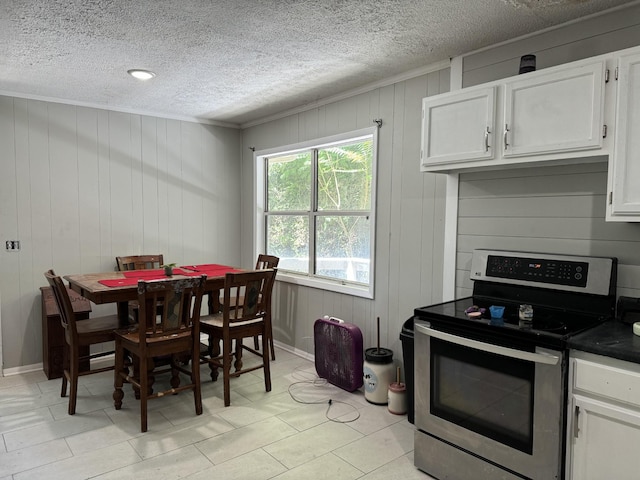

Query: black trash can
400 316 415 424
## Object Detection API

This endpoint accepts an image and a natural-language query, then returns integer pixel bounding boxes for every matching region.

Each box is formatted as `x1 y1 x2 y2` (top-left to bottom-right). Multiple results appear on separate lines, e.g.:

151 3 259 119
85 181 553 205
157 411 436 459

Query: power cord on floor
287 364 361 423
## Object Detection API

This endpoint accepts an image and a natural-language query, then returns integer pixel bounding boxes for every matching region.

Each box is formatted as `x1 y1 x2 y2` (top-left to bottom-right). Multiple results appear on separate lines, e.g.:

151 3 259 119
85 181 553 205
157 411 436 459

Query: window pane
316 215 370 283
317 139 372 211
267 215 309 274
267 152 311 211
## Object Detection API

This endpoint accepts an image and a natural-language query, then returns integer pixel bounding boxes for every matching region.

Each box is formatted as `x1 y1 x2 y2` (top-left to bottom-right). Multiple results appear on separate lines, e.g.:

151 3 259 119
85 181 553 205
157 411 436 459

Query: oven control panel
470 249 616 296
486 255 588 287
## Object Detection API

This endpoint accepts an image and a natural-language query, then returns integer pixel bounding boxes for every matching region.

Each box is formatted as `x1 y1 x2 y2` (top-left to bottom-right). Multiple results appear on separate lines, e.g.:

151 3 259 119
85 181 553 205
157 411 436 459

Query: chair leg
68 345 80 415
208 334 220 382
61 343 69 398
146 358 156 395
113 342 125 410
253 333 275 360
133 358 141 399
192 345 203 416
269 332 276 361
140 355 148 432
262 330 272 393
234 338 243 372
265 314 276 361
223 337 232 407
170 355 181 390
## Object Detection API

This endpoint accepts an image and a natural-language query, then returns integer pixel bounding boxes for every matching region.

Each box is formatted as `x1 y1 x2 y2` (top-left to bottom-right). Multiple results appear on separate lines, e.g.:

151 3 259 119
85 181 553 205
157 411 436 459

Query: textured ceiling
0 0 636 126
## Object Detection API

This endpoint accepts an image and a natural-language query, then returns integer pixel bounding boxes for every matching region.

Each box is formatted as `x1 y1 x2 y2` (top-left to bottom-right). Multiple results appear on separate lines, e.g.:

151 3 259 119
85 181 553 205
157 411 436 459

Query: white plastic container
363 347 394 404
388 381 407 415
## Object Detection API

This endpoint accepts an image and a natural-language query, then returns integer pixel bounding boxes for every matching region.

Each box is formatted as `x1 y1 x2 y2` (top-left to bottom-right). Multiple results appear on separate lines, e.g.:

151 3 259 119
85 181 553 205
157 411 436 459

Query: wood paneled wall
0 97 241 370
241 69 450 361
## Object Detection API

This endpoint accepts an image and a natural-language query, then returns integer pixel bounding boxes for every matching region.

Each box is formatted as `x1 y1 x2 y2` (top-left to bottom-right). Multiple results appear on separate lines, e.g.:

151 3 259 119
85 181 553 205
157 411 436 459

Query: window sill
276 272 373 299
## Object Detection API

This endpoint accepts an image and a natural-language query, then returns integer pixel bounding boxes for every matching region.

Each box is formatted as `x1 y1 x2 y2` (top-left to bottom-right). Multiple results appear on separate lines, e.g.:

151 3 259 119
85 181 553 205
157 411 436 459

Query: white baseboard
2 362 44 376
2 355 115 378
273 340 314 362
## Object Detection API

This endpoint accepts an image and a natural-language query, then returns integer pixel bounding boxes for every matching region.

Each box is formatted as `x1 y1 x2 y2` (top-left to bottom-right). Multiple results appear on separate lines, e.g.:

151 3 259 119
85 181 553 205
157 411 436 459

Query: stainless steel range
413 249 617 480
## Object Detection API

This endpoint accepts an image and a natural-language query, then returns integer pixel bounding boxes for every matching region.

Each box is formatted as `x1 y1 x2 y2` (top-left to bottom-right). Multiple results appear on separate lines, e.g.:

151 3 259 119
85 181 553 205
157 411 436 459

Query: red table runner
181 264 236 273
121 268 191 278
98 264 241 287
180 264 242 277
98 278 141 287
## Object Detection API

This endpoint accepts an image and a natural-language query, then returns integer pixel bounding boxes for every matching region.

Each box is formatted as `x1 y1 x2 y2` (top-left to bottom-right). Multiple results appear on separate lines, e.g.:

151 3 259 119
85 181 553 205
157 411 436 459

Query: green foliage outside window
265 136 374 284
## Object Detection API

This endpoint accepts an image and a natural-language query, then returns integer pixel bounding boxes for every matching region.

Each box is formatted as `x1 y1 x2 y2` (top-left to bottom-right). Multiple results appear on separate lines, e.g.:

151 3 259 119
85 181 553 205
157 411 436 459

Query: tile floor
0 348 432 479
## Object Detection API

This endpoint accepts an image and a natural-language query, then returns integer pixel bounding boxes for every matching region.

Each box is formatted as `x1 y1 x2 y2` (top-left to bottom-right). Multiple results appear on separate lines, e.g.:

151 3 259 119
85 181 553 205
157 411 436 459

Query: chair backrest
44 269 78 342
221 269 277 326
255 254 279 270
116 254 164 271
136 275 206 343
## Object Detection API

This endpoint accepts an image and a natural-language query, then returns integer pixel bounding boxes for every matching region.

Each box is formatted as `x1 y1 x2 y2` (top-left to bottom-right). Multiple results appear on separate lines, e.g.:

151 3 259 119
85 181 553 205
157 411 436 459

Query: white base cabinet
568 352 640 480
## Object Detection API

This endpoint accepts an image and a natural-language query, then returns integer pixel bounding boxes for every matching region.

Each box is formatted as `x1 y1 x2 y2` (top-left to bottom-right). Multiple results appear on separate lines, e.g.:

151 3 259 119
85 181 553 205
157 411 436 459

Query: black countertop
569 320 640 364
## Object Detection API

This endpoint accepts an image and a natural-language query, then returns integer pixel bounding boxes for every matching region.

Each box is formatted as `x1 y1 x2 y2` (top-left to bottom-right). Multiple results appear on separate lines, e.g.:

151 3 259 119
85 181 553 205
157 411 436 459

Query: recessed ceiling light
127 69 156 81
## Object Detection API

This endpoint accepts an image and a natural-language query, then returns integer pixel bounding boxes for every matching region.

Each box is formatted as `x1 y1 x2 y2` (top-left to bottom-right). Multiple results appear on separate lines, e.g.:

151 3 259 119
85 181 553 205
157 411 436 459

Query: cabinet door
421 86 495 167
571 395 640 480
503 61 605 157
609 52 640 217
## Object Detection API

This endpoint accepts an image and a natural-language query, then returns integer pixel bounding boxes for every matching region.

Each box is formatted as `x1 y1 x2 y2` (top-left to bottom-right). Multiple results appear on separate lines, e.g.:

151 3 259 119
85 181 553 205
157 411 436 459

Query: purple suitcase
314 317 364 392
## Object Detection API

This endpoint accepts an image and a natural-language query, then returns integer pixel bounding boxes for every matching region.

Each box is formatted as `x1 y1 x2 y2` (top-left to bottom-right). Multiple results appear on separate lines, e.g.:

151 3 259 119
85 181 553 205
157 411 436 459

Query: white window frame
254 127 378 299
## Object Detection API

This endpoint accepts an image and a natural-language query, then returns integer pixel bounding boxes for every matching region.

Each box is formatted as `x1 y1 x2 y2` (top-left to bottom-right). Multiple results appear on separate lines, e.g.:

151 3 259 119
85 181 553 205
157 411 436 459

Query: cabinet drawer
574 357 640 408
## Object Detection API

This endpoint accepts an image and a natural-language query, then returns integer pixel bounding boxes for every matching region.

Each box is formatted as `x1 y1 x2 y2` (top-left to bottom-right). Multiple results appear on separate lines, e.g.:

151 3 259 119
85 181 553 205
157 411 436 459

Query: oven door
414 320 565 480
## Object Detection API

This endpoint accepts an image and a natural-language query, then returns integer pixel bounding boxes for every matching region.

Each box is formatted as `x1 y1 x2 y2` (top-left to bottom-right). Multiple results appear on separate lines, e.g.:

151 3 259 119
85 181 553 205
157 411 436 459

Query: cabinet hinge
603 124 607 139
609 191 613 205
605 69 610 83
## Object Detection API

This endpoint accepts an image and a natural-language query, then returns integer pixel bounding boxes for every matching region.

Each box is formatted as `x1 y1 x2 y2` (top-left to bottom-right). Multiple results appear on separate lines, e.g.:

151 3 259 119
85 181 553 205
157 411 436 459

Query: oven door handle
415 323 560 365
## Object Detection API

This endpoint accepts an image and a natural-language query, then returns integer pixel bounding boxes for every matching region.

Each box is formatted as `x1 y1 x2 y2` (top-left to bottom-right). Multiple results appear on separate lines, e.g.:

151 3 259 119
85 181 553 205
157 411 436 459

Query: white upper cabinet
503 62 605 157
607 51 640 221
421 58 609 173
421 87 496 167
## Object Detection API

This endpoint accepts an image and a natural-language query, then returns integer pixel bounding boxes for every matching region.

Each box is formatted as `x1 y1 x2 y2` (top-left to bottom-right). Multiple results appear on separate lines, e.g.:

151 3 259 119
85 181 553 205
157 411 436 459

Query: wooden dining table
64 264 241 323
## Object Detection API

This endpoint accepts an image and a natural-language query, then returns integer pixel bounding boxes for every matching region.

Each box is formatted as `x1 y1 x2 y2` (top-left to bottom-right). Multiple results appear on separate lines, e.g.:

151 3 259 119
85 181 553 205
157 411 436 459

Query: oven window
431 338 534 454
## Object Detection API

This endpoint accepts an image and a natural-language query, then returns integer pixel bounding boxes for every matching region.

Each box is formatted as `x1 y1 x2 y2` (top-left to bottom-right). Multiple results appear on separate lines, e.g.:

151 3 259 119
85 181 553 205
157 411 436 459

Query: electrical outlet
5 240 20 251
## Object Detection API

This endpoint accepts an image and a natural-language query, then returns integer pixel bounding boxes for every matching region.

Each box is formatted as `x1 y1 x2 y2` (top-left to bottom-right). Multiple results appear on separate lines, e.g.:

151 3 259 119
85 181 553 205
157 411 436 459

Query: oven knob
575 273 582 280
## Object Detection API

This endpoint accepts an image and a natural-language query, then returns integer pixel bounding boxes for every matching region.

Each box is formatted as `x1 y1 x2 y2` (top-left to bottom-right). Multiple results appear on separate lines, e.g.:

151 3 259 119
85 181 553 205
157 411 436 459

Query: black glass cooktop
414 296 610 350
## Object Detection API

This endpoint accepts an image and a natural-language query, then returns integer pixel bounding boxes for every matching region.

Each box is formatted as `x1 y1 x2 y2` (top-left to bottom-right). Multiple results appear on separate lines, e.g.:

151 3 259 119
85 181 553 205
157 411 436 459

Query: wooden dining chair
219 254 279 359
252 254 279 359
44 269 125 415
201 269 277 406
113 275 206 432
115 254 164 271
115 254 164 322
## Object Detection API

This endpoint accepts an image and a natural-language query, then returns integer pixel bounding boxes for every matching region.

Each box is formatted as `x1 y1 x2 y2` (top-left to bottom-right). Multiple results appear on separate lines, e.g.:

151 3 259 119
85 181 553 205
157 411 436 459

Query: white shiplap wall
0 96 242 370
462 3 640 88
241 69 450 362
456 162 640 300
